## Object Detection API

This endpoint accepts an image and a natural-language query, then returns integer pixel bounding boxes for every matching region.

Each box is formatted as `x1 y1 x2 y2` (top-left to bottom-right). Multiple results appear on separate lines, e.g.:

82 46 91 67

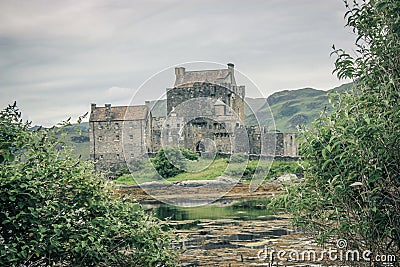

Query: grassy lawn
114 157 303 185
167 158 228 182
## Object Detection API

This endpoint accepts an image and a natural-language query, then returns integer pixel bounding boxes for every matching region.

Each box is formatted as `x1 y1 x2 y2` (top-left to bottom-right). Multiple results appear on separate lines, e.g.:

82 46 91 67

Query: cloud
0 0 355 126
102 87 133 104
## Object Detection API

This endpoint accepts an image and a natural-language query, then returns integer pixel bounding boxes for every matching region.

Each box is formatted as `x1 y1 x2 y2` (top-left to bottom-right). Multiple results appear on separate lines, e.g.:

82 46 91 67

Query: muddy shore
118 181 325 266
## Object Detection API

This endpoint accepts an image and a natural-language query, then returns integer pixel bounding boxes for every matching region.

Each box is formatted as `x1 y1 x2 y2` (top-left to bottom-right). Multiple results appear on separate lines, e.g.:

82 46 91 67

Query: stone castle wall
89 65 299 172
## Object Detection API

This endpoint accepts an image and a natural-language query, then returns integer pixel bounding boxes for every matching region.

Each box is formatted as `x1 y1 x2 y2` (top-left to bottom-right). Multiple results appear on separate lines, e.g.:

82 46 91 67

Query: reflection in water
148 198 276 221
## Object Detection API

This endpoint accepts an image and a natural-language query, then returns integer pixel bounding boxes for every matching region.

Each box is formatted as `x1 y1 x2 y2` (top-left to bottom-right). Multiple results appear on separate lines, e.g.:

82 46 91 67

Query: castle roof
174 63 236 87
89 104 149 122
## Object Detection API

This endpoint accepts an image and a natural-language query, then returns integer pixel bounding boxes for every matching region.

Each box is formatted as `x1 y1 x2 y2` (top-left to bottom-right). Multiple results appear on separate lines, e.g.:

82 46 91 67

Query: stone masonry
89 63 298 172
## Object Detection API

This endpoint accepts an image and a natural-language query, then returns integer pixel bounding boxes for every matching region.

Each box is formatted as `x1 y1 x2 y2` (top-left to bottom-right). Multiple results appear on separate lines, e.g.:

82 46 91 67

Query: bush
0 104 177 266
181 148 199 161
151 146 198 178
287 0 400 257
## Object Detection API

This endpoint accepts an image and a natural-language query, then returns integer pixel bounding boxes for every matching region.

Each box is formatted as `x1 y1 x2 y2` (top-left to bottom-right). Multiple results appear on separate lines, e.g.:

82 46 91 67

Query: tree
285 0 399 259
151 146 198 178
0 103 177 266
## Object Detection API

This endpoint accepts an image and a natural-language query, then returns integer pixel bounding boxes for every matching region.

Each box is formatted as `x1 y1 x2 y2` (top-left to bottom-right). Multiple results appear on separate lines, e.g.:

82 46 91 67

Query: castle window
131 153 135 158
98 124 103 130
130 135 134 140
115 123 119 129
115 135 120 141
98 136 103 142
236 123 240 127
177 123 180 128
99 155 104 160
116 154 120 159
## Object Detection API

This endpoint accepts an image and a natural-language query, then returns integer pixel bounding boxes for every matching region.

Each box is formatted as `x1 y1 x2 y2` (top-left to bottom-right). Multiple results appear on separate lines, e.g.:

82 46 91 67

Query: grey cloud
0 0 355 126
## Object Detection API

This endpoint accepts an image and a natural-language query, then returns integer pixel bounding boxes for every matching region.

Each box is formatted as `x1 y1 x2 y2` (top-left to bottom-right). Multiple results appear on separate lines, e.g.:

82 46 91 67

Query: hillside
245 82 352 132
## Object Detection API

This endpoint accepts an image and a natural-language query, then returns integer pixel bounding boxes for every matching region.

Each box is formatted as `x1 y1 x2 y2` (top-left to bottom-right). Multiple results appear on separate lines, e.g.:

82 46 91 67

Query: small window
98 136 103 142
115 135 120 141
98 124 103 130
115 123 119 129
129 135 134 140
236 123 240 127
99 155 104 160
177 123 180 128
116 153 120 159
130 153 135 159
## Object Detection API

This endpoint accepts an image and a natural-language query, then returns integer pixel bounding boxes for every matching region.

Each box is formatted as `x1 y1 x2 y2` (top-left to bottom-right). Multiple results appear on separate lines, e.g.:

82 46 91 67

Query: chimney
227 63 236 86
175 67 185 79
91 103 96 112
105 104 111 122
145 101 152 109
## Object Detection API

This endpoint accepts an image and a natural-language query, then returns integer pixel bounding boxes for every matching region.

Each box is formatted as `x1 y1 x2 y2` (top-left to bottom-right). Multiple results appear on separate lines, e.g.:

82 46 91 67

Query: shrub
0 104 177 266
181 148 199 161
151 146 197 178
286 0 400 257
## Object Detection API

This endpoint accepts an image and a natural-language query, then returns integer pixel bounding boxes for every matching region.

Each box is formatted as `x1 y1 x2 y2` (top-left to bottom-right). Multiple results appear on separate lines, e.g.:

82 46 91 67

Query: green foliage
151 146 198 178
167 158 228 182
266 160 303 180
286 0 400 256
0 104 177 266
181 148 199 161
225 159 302 182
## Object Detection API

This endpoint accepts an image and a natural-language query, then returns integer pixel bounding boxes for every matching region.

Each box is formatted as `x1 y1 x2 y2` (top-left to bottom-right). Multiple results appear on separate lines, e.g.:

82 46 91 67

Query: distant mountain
244 82 353 132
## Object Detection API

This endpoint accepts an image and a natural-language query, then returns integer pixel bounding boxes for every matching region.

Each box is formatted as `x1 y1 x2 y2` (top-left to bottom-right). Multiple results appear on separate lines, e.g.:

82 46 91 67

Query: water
143 198 297 265
145 198 277 221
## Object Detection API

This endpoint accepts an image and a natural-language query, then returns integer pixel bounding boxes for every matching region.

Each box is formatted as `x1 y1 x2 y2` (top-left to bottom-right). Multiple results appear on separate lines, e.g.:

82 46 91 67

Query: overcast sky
0 0 355 126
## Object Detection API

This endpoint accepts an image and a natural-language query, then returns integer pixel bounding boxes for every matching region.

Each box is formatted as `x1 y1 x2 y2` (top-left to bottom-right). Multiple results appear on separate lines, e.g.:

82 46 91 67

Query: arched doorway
195 141 206 154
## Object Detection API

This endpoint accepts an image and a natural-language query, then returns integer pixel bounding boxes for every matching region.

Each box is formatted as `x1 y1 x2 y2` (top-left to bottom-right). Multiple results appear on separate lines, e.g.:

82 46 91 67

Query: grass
114 174 138 185
113 157 303 185
167 158 228 182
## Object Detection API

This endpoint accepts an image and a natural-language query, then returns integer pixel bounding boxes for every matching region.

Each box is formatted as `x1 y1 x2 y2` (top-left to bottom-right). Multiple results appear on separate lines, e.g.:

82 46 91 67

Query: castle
89 64 298 172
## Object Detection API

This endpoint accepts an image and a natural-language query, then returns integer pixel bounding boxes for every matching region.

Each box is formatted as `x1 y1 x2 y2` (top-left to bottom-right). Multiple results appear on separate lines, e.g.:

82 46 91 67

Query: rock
276 173 298 183
216 176 241 184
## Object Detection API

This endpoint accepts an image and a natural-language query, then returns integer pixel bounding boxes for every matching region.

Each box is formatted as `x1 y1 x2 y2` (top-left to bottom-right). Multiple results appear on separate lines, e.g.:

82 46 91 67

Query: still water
144 198 276 221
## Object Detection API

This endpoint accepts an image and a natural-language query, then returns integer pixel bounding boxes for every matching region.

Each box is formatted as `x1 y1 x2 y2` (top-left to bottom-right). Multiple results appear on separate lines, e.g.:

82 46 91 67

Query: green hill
245 82 352 132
